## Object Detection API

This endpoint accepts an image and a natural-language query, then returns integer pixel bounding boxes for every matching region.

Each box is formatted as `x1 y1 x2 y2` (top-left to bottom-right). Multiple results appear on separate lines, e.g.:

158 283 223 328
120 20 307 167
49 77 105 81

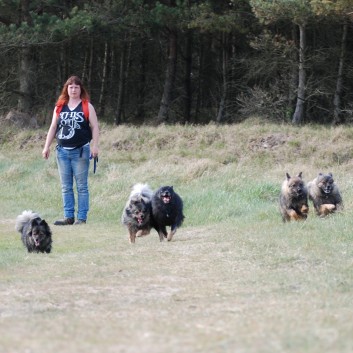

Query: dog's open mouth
137 216 144 224
34 239 40 247
162 196 171 203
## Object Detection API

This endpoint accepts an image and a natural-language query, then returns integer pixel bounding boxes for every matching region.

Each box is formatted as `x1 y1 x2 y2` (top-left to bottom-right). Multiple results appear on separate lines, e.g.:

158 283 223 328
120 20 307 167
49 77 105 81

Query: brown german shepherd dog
307 173 343 217
279 172 309 222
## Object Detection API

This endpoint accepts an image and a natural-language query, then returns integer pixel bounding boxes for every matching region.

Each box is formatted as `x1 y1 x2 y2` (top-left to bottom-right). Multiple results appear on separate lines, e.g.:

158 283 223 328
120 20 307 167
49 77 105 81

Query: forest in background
0 0 352 125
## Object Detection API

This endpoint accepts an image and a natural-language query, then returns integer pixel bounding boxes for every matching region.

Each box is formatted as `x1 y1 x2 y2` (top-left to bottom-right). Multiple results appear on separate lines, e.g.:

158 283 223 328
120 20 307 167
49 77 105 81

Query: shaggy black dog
121 183 153 243
151 186 185 242
15 210 52 253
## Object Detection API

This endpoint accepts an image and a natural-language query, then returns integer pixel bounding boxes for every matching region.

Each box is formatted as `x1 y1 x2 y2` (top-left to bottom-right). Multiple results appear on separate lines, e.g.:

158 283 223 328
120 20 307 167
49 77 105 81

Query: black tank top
56 102 92 148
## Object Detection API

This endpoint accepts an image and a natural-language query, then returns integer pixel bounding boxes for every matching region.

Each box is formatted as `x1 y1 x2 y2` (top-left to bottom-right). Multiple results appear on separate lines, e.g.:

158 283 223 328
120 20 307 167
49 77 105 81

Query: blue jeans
56 144 90 220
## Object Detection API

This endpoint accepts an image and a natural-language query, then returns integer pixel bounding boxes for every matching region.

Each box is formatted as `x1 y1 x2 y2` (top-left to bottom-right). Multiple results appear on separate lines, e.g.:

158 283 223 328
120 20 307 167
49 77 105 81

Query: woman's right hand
42 147 50 159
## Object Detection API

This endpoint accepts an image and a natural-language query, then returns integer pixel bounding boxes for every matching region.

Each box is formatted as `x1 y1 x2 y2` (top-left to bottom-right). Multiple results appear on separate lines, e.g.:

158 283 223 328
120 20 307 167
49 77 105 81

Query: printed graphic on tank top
56 102 92 148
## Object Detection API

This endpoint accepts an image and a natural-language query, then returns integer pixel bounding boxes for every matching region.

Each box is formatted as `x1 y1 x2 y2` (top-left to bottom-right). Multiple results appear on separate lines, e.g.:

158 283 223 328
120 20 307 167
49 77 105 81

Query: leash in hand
90 155 98 174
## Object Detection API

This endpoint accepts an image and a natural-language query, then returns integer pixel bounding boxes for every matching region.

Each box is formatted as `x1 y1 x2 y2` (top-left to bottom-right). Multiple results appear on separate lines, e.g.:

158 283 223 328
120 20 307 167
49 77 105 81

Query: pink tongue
163 197 170 203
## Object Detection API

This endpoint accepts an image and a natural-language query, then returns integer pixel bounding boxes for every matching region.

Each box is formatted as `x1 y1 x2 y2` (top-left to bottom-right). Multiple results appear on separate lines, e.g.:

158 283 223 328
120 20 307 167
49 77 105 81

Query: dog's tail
129 183 153 203
15 210 40 233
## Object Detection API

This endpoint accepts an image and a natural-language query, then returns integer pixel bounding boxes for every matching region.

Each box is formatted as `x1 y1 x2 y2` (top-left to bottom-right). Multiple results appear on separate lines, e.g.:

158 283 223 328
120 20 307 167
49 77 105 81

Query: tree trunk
136 41 147 121
99 41 110 116
82 47 88 82
195 40 204 123
115 42 127 125
157 29 177 123
86 38 94 92
17 0 35 112
292 23 306 125
18 47 35 112
333 21 348 125
288 25 298 106
183 29 192 123
216 33 228 123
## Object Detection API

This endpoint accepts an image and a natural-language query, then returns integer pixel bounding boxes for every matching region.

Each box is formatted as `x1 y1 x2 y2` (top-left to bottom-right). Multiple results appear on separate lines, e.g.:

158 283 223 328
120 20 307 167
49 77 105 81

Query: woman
42 76 99 225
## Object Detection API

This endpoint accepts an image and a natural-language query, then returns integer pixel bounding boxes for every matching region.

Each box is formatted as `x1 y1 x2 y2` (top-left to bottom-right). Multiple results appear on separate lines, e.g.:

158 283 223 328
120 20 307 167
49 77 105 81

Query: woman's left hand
90 145 99 158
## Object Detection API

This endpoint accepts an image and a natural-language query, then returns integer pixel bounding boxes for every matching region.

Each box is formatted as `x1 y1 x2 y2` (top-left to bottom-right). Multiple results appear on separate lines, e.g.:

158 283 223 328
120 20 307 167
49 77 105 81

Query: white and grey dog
121 183 153 243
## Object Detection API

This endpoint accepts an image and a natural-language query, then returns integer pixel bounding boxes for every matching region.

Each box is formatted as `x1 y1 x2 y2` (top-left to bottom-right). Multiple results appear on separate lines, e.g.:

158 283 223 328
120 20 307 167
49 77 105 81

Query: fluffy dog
121 183 153 243
151 186 185 241
279 172 309 222
307 173 343 217
15 210 52 253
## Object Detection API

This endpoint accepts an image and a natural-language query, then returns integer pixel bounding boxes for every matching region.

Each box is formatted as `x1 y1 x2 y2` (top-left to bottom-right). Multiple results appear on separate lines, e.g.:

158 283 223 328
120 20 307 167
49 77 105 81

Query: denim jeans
56 144 90 220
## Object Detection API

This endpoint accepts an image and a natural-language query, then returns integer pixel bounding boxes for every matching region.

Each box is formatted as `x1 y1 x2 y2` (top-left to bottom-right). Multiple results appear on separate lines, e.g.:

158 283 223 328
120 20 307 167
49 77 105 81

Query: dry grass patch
1 120 353 352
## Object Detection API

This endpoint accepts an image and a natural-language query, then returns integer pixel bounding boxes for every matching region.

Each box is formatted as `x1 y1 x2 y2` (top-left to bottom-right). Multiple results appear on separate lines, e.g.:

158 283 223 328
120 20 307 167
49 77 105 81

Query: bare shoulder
88 102 97 112
88 102 98 121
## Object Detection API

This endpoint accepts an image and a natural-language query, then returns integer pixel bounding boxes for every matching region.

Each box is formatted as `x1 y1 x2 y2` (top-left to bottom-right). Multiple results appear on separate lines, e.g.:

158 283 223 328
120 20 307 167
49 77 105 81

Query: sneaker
54 217 75 226
74 219 86 225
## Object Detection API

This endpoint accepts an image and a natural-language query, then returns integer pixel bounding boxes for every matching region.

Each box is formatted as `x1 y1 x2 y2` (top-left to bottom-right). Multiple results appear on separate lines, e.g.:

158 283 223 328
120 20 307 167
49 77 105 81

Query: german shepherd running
279 172 309 222
307 173 343 217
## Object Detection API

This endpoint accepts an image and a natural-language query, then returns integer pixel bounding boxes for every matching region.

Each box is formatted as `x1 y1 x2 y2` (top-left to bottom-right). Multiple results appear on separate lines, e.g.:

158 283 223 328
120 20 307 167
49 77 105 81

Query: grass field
0 119 352 353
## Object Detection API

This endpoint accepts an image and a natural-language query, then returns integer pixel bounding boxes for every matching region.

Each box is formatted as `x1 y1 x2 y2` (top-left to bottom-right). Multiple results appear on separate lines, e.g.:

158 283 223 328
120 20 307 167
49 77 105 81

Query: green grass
0 120 353 353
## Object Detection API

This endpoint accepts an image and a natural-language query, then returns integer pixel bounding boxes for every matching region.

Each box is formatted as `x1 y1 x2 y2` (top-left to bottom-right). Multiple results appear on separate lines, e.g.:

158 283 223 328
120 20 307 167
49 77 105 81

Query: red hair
56 75 90 106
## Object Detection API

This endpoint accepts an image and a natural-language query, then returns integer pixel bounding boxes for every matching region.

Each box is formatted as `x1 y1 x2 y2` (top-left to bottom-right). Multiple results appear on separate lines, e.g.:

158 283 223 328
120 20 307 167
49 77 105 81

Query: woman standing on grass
42 75 99 225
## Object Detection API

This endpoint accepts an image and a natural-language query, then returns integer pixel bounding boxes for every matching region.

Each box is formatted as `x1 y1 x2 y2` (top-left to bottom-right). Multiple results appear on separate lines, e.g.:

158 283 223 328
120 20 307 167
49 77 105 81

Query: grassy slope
0 120 352 353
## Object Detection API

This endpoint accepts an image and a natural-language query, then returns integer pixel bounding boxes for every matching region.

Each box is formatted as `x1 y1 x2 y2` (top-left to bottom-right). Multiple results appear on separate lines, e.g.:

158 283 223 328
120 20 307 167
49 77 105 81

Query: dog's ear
141 197 149 205
39 219 49 228
40 219 52 236
328 172 333 177
297 172 302 179
31 218 39 227
286 173 291 180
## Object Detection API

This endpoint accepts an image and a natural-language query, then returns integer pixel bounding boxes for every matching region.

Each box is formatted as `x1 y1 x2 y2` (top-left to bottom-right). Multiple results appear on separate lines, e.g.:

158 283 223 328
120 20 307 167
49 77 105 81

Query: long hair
56 75 90 106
